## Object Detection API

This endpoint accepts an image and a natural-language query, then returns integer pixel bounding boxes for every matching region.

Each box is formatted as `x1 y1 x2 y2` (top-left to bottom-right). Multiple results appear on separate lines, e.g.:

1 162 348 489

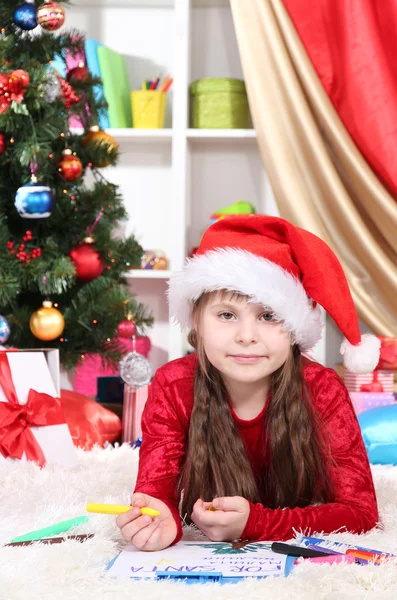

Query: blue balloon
358 404 397 465
13 2 37 31
0 316 10 344
14 181 54 219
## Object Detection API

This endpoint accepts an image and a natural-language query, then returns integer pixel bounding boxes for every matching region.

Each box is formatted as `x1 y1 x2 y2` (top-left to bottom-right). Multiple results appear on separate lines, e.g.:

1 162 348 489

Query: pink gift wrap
122 384 150 443
349 392 395 415
344 370 394 393
73 336 151 397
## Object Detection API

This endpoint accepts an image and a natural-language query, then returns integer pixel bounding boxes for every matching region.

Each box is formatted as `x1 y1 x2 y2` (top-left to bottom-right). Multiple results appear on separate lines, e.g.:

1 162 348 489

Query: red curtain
283 0 397 200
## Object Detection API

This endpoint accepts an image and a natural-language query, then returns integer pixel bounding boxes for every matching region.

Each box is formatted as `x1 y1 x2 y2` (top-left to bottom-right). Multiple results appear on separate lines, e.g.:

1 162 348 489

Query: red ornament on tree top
8 69 30 94
0 69 29 114
0 74 11 115
37 1 66 32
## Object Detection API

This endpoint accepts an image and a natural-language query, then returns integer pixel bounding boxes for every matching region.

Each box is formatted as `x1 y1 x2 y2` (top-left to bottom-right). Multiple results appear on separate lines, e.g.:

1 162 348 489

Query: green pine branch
0 2 154 370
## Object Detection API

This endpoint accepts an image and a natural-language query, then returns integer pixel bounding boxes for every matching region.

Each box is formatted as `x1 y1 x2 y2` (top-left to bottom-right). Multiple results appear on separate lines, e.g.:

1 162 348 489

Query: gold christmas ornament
82 125 118 167
30 300 65 341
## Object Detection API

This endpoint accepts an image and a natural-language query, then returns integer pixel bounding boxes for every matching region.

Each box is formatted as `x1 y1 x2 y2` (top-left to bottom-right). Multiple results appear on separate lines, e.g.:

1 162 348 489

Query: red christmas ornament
37 1 65 31
0 70 29 113
8 69 30 94
57 75 80 108
117 319 137 338
0 73 12 114
0 132 6 155
67 65 89 82
69 236 104 282
57 148 83 181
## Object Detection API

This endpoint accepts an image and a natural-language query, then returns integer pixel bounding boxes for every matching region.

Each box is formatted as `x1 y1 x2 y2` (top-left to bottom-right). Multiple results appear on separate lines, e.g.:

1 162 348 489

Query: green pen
10 515 89 543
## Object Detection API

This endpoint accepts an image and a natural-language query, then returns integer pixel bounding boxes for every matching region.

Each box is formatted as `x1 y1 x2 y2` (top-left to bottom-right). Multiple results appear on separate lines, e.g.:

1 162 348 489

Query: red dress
134 353 379 544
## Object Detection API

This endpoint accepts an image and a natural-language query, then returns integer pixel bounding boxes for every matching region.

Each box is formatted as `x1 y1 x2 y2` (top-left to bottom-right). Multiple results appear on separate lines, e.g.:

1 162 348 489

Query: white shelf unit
125 270 171 279
67 0 331 373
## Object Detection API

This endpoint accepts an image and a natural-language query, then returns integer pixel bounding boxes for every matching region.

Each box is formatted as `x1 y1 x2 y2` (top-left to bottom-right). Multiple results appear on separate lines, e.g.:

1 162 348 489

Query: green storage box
190 78 250 129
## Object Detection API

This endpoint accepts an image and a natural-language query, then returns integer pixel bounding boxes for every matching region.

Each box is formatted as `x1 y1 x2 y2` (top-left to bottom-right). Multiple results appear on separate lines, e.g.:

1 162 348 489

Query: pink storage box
349 392 395 415
344 370 394 393
73 336 151 397
122 384 150 443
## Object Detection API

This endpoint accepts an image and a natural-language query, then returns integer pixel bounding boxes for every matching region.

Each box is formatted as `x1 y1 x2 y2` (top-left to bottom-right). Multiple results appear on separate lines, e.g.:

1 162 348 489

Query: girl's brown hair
179 291 334 522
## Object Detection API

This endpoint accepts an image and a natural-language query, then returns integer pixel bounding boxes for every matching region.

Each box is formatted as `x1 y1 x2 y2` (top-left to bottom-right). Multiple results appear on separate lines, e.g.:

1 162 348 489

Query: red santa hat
168 215 380 374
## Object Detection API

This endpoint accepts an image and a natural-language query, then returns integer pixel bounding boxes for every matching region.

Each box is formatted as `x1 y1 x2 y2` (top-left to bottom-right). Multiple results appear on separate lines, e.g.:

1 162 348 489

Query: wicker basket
190 78 250 129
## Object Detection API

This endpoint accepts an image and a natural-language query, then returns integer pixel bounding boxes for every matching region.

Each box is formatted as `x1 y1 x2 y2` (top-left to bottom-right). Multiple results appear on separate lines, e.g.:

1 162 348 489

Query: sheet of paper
107 541 287 579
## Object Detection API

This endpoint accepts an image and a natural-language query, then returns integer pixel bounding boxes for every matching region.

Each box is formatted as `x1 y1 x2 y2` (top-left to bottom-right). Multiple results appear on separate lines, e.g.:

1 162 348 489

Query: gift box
376 337 397 370
343 369 394 393
0 350 77 467
122 384 150 444
349 392 395 415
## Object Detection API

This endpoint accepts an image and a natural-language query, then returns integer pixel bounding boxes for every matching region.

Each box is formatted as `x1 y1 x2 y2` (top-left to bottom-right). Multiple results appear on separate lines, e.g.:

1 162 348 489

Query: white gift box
0 349 77 468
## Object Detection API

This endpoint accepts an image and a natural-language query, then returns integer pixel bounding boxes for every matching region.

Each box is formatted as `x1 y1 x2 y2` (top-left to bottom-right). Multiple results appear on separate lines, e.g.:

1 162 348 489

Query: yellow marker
86 503 160 517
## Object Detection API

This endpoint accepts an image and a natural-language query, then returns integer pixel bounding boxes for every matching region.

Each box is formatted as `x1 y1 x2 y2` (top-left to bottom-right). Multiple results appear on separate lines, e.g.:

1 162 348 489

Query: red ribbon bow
360 371 384 393
0 353 64 467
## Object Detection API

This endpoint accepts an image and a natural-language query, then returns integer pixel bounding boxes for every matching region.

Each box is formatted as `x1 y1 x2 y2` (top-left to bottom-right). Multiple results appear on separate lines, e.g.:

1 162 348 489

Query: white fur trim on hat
168 248 323 352
340 334 381 374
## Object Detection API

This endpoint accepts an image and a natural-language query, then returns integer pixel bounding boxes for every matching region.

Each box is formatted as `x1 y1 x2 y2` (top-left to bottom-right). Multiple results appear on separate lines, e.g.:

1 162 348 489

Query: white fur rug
1 445 397 600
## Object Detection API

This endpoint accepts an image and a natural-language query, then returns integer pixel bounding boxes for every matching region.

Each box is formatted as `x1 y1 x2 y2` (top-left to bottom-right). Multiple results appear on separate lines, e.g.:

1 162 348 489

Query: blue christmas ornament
15 176 54 219
13 1 38 31
0 316 10 344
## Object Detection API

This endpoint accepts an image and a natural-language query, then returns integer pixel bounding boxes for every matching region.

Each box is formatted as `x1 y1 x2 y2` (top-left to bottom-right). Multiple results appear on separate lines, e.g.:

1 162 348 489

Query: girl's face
198 292 291 386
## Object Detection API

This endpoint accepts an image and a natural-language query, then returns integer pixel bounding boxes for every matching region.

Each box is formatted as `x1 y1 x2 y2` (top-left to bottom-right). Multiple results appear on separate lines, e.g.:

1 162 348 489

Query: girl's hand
116 492 177 552
191 496 250 542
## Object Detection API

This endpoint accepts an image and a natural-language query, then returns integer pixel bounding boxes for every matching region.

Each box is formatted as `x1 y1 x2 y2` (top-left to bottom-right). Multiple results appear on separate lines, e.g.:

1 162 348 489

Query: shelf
108 128 172 141
125 270 171 279
70 128 172 143
71 128 256 143
187 129 257 143
77 0 174 6
77 0 230 6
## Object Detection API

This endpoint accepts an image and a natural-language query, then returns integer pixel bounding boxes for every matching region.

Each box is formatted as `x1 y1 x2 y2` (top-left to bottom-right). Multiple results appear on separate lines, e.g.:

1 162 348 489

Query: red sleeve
241 369 379 541
133 370 186 545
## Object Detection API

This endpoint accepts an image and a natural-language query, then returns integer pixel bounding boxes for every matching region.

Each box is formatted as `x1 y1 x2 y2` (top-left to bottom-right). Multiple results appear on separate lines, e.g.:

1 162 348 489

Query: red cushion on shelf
60 389 121 450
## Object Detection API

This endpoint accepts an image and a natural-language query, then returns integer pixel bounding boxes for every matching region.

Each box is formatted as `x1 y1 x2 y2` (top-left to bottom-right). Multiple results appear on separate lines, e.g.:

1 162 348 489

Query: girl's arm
242 369 379 541
133 370 187 545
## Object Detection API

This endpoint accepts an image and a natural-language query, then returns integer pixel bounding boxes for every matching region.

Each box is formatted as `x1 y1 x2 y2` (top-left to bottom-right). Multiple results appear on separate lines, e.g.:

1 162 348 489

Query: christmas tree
0 1 153 370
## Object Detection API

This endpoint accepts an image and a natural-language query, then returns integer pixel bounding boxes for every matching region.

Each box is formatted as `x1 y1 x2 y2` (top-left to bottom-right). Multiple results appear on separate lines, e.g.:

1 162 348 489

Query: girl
117 215 380 552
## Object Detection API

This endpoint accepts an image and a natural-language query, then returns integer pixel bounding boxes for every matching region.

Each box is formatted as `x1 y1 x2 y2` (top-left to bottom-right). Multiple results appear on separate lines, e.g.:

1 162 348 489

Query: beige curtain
230 0 397 335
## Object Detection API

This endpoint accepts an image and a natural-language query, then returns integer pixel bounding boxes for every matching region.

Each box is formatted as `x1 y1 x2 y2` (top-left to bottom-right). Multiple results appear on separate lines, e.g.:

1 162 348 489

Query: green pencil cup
189 78 250 129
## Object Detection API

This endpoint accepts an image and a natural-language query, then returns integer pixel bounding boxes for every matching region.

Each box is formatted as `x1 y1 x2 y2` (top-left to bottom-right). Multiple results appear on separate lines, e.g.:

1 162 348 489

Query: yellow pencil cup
131 91 167 129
